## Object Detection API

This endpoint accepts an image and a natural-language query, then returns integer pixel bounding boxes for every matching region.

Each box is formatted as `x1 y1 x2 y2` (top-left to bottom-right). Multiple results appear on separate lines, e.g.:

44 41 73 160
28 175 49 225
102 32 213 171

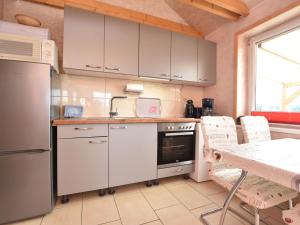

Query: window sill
251 111 300 125
269 123 300 135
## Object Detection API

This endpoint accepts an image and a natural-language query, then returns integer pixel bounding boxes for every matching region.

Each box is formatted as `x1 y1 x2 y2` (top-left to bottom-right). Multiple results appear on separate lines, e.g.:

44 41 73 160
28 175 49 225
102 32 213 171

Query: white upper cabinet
198 39 216 84
63 7 217 86
63 6 104 72
139 24 171 80
104 16 139 75
171 32 198 82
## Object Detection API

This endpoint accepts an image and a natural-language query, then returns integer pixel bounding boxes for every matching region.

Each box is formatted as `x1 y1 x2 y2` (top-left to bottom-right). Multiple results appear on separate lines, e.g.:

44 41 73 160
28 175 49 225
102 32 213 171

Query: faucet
109 96 128 118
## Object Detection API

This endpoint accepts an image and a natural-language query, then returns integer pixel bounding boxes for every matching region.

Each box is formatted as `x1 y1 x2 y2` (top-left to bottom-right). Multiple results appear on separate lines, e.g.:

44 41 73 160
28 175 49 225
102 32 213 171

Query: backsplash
52 74 204 118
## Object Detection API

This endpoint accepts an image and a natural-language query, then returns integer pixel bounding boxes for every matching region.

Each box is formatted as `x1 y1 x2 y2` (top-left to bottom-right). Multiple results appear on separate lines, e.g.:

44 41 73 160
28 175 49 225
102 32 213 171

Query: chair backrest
201 116 238 162
240 116 271 143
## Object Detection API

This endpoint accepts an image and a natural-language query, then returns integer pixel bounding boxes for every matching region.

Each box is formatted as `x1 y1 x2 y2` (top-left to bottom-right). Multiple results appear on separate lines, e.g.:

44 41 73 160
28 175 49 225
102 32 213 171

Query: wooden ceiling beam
205 0 249 16
26 0 203 38
181 0 249 21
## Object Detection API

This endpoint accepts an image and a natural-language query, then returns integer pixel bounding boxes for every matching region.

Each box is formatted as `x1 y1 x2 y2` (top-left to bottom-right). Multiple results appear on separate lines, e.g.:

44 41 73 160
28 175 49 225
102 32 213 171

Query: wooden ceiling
17 0 263 37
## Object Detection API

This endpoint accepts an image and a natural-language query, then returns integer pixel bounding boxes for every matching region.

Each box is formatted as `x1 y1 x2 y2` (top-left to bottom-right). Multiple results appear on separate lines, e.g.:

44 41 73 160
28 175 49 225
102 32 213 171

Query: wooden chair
201 116 298 225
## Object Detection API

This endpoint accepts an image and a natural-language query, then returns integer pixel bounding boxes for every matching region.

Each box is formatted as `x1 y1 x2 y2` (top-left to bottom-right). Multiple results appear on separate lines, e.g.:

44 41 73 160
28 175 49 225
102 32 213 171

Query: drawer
57 137 108 195
57 124 108 138
158 164 194 179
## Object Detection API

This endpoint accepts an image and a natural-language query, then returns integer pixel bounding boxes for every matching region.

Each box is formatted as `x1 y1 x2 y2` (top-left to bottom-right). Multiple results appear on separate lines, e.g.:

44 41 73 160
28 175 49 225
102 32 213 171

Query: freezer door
0 150 52 224
0 60 51 152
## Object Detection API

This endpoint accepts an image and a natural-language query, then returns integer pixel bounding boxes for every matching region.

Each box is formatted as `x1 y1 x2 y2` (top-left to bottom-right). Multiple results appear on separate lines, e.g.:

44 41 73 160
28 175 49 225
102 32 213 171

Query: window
249 19 300 124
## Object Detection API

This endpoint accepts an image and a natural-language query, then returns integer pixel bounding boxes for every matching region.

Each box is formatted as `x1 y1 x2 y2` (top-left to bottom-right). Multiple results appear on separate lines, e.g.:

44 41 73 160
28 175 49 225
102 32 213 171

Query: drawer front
57 124 108 138
57 137 108 195
158 164 194 179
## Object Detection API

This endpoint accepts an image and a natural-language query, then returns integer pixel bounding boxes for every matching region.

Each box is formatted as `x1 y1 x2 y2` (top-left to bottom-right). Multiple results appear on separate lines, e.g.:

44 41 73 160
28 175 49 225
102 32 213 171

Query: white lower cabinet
57 137 108 196
109 123 157 187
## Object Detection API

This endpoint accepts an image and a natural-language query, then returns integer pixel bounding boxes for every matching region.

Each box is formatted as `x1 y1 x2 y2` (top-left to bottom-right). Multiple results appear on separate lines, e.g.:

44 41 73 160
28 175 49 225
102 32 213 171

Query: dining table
202 138 300 225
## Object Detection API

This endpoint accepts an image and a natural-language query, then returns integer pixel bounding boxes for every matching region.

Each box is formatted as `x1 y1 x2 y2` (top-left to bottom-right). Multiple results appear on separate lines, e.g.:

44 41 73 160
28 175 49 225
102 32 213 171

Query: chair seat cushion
283 204 300 224
211 167 298 209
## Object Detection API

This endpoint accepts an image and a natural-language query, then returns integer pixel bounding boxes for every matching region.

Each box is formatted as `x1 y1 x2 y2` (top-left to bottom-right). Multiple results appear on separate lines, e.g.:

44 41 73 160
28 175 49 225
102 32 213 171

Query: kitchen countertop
52 117 201 126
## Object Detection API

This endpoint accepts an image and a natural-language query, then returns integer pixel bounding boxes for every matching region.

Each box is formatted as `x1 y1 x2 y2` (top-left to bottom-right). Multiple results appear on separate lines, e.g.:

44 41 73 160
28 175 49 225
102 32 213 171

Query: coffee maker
202 98 214 116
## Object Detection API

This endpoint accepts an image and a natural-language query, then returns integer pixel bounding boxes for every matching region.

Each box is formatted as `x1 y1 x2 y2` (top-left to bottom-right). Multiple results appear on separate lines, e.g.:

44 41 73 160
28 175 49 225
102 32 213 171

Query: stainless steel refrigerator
0 60 54 224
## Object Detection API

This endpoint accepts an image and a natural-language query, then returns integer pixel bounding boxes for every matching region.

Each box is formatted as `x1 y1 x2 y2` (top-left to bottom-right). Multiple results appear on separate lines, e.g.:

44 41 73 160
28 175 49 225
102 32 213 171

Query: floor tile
261 204 291 223
186 180 226 196
102 220 123 225
160 176 186 187
82 192 119 225
156 204 202 225
166 183 211 209
191 203 248 225
55 193 82 209
207 192 268 222
141 185 179 210
263 216 286 225
115 193 157 225
41 206 81 225
113 183 143 199
7 217 43 225
144 220 163 225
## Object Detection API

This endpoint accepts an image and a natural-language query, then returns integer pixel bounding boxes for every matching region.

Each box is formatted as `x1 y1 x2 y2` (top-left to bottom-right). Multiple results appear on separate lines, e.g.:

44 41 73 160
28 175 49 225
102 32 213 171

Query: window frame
248 17 300 124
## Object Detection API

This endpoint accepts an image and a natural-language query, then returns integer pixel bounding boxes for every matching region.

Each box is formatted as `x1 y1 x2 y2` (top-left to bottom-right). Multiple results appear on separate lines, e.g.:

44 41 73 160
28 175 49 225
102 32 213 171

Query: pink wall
0 0 3 19
204 0 300 117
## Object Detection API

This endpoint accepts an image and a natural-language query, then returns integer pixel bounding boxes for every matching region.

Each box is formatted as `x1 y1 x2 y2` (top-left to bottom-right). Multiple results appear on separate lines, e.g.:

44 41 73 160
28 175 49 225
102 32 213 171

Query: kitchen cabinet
198 39 216 84
63 6 104 72
63 7 217 86
104 16 139 75
171 32 198 82
57 124 109 198
109 123 157 187
139 24 171 80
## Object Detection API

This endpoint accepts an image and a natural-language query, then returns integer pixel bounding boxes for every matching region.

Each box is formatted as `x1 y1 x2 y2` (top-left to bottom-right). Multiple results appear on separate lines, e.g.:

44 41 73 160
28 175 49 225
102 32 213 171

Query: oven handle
165 132 194 137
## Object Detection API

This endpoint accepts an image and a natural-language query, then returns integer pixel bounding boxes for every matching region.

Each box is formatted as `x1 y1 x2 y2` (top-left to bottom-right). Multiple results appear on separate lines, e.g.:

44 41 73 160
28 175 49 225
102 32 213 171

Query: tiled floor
8 176 298 225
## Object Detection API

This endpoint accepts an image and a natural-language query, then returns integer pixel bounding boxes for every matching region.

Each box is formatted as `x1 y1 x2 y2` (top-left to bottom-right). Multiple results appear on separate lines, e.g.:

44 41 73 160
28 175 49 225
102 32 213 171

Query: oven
157 122 196 169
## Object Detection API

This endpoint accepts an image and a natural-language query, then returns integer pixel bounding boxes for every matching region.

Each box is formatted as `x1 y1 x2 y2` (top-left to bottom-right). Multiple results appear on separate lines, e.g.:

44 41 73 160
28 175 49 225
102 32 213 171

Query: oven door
158 131 195 167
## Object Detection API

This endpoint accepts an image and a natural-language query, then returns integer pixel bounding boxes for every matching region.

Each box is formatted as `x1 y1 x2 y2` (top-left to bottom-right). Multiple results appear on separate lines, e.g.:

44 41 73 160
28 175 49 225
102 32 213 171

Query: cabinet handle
89 140 107 144
74 127 93 131
110 126 127 130
173 75 183 78
86 65 102 69
105 66 120 71
173 168 183 173
199 78 208 82
160 74 169 77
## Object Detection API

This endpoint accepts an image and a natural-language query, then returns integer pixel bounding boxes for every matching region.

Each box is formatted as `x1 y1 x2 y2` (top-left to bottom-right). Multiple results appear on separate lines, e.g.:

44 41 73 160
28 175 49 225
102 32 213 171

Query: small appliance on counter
193 107 202 118
63 105 83 118
185 100 195 118
185 100 202 118
136 97 161 118
202 98 214 116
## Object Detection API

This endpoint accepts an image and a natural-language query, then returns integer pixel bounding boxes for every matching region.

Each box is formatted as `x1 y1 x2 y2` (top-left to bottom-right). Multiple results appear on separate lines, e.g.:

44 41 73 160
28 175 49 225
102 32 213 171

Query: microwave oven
0 32 59 73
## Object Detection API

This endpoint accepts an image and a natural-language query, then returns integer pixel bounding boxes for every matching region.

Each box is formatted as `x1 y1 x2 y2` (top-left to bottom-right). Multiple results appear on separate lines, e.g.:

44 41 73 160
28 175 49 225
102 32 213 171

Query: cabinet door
57 137 108 195
109 124 157 187
198 39 216 84
104 16 139 75
63 6 104 72
139 25 171 80
171 32 198 82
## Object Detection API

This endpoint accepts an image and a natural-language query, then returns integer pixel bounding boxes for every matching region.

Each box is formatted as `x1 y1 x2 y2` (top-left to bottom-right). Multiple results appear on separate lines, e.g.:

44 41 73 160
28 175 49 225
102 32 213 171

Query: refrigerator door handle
0 149 49 156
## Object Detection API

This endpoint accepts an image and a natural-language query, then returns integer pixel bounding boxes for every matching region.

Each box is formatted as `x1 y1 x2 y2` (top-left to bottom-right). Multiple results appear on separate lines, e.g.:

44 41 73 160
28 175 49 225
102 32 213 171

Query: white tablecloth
211 138 300 191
